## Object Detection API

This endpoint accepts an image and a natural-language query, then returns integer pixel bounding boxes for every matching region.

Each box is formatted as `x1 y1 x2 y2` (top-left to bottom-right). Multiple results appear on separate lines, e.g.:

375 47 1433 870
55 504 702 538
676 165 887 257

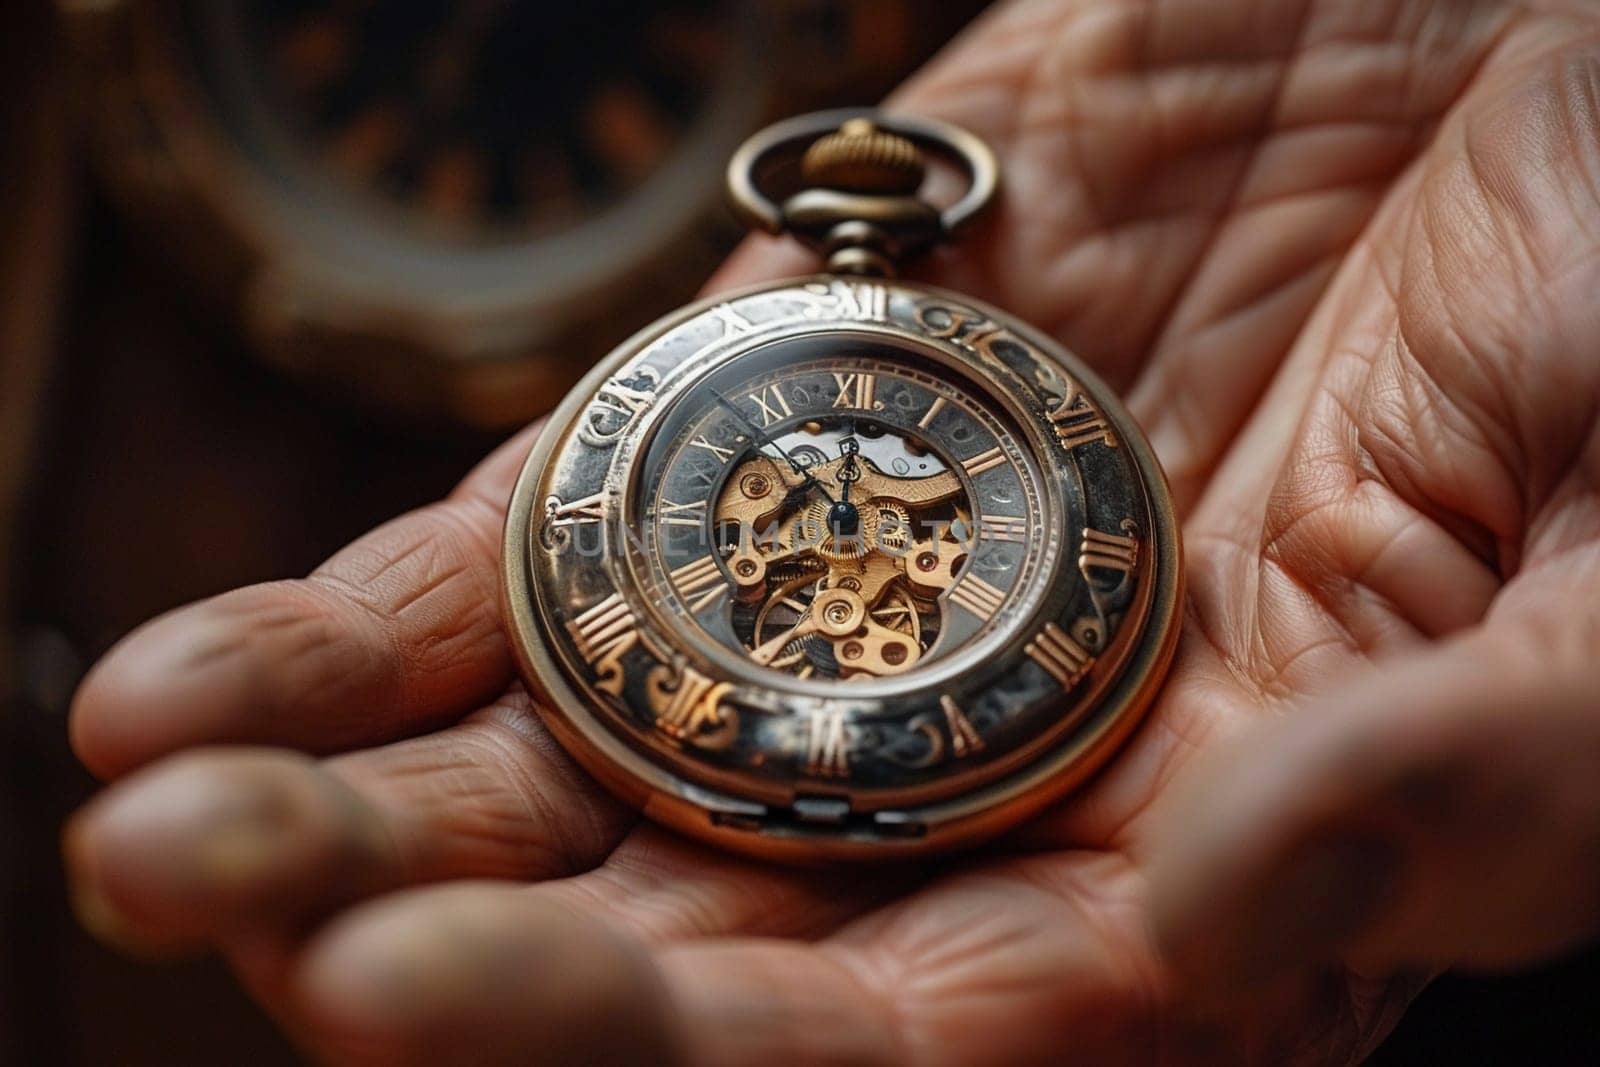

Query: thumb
1146 617 1600 994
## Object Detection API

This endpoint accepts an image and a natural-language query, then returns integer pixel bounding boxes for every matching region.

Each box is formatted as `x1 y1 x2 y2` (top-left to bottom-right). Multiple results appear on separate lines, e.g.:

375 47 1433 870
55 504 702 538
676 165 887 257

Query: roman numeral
941 695 985 758
657 499 707 528
962 447 1007 478
1025 623 1094 689
830 280 886 320
981 515 1028 543
747 384 793 427
670 555 727 612
1079 527 1139 574
949 573 1006 619
832 372 878 410
690 435 734 462
803 709 851 778
802 279 886 320
650 664 731 742
566 593 639 696
546 492 605 528
916 396 948 430
1049 398 1116 450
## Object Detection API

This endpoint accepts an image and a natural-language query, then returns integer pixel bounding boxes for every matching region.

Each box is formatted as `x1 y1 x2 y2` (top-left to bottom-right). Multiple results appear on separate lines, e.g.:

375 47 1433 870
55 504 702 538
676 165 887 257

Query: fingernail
1212 835 1402 991
64 824 182 959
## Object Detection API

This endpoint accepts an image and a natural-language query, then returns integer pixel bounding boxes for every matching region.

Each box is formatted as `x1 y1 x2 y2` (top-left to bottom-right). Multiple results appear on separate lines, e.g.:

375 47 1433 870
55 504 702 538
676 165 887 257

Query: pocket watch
502 111 1182 860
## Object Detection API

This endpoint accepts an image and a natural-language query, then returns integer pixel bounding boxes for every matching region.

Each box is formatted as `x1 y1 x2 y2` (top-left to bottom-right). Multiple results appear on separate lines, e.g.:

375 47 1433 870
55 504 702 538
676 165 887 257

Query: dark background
3 1 1599 1064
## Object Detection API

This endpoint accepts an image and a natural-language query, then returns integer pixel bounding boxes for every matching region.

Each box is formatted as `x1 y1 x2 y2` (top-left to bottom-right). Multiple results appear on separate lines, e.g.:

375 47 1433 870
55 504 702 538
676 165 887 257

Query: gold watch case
502 274 1182 861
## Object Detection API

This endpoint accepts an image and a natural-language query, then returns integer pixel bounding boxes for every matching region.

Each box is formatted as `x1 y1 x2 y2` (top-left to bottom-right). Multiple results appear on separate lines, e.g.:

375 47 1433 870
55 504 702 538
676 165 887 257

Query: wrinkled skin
64 1 1600 1062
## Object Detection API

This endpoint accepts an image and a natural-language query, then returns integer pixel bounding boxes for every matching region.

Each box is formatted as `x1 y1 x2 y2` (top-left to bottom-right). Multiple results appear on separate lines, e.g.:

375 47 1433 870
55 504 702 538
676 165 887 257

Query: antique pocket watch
503 111 1182 860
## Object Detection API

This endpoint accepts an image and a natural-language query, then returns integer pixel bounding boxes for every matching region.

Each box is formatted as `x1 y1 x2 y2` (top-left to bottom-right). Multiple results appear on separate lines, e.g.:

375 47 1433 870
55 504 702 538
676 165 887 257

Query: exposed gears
714 420 970 680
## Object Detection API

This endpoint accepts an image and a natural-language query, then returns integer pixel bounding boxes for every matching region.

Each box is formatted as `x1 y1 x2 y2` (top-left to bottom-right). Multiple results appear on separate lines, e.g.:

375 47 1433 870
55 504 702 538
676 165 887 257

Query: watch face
503 277 1181 858
637 336 1051 682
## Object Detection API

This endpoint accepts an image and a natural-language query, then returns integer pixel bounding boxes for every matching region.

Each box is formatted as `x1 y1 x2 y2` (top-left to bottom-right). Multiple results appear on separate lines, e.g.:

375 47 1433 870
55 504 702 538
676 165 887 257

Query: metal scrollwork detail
876 713 946 770
914 300 1039 381
877 695 987 770
917 299 1117 453
579 366 660 446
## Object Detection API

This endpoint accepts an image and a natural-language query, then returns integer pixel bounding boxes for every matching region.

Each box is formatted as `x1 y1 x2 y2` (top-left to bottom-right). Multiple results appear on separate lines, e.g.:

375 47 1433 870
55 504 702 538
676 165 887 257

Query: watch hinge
791 795 851 825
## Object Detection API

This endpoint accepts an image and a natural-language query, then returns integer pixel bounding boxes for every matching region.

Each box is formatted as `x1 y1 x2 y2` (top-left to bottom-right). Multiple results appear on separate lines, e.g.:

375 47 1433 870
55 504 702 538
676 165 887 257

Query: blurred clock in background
242 0 733 236
59 0 990 427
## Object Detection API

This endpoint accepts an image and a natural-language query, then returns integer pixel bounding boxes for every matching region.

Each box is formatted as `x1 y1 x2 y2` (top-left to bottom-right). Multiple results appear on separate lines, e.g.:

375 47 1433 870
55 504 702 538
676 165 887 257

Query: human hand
65 1 1600 1062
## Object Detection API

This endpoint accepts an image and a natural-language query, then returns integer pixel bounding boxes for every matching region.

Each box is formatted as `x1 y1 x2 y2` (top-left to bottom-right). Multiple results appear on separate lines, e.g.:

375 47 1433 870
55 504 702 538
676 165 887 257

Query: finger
65 688 633 955
1148 611 1600 994
66 748 401 957
277 886 891 1066
276 853 1374 1066
289 886 685 1067
70 422 542 779
67 682 892 957
281 867 899 1067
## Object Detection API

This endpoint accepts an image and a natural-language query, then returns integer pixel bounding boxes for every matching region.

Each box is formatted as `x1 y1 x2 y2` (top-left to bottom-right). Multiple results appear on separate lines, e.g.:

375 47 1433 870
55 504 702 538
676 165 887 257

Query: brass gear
870 500 912 553
796 499 881 561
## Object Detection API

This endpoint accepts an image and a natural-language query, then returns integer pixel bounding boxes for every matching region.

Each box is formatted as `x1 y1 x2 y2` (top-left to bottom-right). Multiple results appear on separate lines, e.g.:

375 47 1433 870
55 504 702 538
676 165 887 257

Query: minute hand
711 391 840 506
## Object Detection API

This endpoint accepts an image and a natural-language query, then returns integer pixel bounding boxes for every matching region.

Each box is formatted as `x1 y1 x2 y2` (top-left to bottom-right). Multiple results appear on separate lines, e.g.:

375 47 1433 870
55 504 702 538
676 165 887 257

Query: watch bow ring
502 110 1183 861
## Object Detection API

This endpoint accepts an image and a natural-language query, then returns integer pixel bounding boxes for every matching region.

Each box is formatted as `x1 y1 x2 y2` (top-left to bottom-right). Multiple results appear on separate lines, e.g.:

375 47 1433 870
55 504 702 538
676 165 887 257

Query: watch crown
801 118 926 195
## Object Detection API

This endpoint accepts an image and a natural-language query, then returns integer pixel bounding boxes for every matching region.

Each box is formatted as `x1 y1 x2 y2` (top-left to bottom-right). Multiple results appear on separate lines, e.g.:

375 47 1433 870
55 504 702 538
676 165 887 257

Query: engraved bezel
502 276 1182 860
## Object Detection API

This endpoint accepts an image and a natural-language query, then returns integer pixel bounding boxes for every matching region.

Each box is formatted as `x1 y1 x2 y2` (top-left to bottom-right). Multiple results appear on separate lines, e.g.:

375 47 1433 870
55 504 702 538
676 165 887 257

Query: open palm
68 1 1600 1062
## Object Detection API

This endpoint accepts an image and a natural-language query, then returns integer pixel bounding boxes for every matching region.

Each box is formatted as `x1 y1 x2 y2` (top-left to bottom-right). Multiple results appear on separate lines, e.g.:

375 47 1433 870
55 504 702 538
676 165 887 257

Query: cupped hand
65 1 1600 1062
